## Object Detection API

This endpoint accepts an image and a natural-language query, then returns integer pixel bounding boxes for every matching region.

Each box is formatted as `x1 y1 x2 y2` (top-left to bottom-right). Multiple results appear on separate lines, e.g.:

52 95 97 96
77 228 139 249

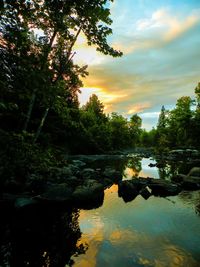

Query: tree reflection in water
126 157 142 177
0 206 87 267
1 157 200 266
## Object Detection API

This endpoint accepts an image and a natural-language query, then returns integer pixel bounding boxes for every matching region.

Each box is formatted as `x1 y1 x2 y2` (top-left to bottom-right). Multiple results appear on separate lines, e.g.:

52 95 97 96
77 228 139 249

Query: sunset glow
74 0 200 129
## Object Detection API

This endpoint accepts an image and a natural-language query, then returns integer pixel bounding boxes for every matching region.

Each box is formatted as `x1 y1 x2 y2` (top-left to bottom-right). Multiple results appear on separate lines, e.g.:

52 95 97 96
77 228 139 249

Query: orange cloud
79 87 128 111
127 102 152 115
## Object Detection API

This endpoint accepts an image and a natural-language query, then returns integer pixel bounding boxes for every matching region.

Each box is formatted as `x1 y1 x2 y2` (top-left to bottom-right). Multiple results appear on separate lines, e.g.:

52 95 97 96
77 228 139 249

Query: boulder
181 177 200 190
132 177 149 190
140 186 152 200
65 176 81 188
72 180 104 209
148 180 181 197
118 180 139 203
148 163 156 167
72 160 86 168
103 168 122 183
80 168 99 180
37 183 73 203
187 167 200 177
15 197 38 209
173 167 200 191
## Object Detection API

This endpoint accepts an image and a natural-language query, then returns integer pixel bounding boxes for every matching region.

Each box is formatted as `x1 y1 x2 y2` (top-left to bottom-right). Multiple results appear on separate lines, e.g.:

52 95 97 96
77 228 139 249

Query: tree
195 82 200 108
109 112 130 150
79 94 110 153
129 114 142 146
157 105 167 132
156 105 170 151
192 82 200 147
168 96 193 146
0 0 122 142
83 94 106 121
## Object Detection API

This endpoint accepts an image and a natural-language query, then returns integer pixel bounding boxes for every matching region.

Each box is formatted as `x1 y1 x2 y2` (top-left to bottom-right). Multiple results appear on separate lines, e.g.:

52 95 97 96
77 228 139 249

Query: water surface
71 157 200 267
1 156 200 267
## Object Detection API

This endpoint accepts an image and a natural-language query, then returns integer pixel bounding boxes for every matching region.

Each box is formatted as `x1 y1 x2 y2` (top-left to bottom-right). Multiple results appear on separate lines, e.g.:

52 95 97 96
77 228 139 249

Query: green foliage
0 0 122 141
129 114 142 146
146 84 200 152
0 130 60 189
0 1 124 184
109 112 131 150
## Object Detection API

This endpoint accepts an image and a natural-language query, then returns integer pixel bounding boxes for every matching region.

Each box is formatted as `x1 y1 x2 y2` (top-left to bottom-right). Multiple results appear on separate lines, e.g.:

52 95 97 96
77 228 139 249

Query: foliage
0 0 124 183
0 129 60 190
129 114 142 146
142 84 200 152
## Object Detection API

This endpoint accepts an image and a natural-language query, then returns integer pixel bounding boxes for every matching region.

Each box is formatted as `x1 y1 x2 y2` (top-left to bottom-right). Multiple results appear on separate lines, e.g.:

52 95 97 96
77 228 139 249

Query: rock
140 186 152 200
14 197 38 209
37 183 73 203
67 164 81 176
171 175 184 183
187 167 200 177
132 177 149 190
118 180 139 202
72 160 86 168
65 176 80 188
175 167 200 191
72 180 104 209
148 163 156 167
148 180 181 197
81 168 99 180
103 178 114 188
181 178 200 190
103 168 122 183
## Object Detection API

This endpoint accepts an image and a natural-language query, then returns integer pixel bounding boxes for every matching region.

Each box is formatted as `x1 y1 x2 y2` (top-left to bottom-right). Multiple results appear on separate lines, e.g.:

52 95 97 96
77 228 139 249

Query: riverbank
1 152 200 212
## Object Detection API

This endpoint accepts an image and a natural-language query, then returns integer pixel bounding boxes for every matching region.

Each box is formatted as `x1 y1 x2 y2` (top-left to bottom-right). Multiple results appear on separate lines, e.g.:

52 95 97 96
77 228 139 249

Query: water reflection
70 156 200 267
1 156 200 266
73 186 200 267
123 156 200 181
0 207 86 267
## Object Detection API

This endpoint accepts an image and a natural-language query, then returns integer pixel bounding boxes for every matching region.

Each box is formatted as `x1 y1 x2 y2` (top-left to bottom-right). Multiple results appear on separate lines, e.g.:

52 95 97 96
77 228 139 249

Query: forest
0 0 200 186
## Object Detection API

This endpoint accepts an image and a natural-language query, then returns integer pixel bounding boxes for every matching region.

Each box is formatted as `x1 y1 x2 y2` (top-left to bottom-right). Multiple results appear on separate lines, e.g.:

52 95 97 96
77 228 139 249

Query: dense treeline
0 0 143 183
141 83 200 152
0 1 199 186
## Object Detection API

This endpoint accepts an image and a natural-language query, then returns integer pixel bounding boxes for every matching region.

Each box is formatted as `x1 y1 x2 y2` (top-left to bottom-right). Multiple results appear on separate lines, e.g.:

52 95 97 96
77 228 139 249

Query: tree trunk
23 89 36 131
33 107 50 143
22 31 57 132
33 28 82 141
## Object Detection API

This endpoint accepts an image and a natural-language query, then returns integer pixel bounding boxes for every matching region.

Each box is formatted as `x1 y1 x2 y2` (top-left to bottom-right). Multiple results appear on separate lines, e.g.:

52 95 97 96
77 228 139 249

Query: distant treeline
141 84 200 152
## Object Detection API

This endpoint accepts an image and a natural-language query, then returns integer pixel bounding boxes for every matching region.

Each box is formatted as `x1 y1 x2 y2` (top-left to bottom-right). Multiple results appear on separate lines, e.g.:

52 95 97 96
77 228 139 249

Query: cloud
115 8 200 54
74 33 106 65
127 102 152 115
76 1 200 129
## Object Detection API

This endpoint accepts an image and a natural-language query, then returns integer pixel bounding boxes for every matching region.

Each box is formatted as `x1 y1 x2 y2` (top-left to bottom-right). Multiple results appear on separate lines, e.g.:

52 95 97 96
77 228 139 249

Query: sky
74 0 200 130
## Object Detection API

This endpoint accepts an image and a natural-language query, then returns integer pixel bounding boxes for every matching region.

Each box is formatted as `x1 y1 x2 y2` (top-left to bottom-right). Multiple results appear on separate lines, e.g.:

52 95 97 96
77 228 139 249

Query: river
71 156 200 267
0 156 200 267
